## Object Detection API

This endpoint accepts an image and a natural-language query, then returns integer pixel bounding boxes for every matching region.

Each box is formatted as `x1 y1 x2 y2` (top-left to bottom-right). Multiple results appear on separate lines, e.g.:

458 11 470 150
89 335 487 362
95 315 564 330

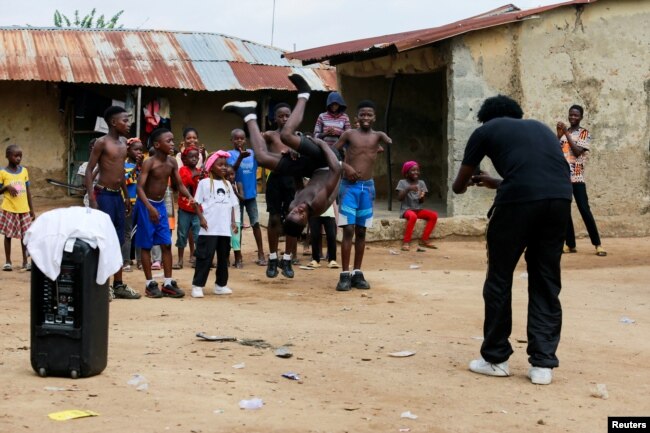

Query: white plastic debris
409 264 420 269
127 374 149 391
590 383 609 399
232 362 246 369
389 249 400 255
619 316 635 324
389 351 416 358
239 398 264 410
520 272 528 279
400 411 418 419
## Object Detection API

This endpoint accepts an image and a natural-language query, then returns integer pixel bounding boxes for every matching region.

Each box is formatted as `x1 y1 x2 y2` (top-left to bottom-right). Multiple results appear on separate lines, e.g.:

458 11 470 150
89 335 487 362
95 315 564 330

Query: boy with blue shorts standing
134 128 194 298
334 100 391 292
85 106 140 299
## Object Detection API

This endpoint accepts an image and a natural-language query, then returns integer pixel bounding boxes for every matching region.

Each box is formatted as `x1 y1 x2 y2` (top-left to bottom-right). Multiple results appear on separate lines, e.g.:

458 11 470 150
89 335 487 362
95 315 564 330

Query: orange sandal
401 243 411 251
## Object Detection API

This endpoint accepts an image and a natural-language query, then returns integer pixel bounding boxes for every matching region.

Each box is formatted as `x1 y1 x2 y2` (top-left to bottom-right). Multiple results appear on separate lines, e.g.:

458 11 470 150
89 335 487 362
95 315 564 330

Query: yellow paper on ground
48 409 99 421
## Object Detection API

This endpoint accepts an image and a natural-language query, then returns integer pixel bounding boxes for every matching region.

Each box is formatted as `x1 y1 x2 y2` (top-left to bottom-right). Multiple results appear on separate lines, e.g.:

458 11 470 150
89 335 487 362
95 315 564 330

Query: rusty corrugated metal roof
0 28 337 91
284 0 598 65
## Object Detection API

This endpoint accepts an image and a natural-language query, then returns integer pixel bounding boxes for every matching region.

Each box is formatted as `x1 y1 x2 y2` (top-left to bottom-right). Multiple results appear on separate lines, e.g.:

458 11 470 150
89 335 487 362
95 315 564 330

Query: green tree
53 9 124 29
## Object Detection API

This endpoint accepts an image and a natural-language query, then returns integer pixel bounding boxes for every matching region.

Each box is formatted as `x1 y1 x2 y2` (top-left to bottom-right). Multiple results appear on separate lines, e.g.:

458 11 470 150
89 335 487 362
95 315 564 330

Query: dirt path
1 202 648 432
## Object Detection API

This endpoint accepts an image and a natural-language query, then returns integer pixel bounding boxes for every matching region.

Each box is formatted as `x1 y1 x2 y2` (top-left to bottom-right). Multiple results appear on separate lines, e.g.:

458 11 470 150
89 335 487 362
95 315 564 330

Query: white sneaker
191 286 205 298
469 358 510 377
213 285 232 295
528 366 553 385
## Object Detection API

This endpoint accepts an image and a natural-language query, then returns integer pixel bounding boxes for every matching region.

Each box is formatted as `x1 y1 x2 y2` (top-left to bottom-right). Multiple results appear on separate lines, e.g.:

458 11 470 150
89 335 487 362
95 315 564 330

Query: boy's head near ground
477 95 523 124
150 128 174 157
284 202 310 236
103 106 130 136
5 144 22 166
356 100 377 130
231 129 246 150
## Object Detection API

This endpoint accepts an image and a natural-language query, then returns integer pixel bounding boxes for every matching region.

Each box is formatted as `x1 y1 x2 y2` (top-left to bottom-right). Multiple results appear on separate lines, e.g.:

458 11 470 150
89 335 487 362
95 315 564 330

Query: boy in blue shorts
334 100 391 291
85 106 140 299
134 128 194 298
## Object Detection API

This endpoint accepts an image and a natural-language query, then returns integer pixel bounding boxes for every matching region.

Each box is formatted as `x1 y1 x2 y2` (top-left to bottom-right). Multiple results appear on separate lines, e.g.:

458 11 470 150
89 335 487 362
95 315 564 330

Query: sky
0 0 560 52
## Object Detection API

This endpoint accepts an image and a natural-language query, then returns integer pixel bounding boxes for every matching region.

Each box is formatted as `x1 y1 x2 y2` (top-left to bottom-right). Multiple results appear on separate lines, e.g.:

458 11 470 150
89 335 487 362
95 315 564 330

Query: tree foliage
53 9 124 29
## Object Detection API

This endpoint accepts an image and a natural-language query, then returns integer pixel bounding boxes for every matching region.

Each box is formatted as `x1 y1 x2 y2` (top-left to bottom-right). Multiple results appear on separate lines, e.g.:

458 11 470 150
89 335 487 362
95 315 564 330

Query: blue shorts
338 179 375 228
133 198 171 249
95 187 125 245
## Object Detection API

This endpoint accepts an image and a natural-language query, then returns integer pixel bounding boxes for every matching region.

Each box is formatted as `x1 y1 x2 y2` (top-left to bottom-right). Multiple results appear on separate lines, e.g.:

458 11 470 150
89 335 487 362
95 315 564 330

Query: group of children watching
0 73 441 296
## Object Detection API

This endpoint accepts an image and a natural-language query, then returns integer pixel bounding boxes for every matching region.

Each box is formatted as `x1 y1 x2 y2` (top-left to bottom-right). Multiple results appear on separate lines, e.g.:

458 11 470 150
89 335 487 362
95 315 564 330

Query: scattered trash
471 336 484 340
389 249 400 255
416 247 426 252
389 351 416 358
409 264 420 269
127 374 149 391
213 409 225 414
238 339 273 349
44 386 79 392
619 316 636 324
48 409 99 421
399 428 411 432
537 419 546 425
239 398 264 410
274 347 293 358
400 411 418 420
282 372 300 380
232 363 246 369
590 383 609 399
341 307 352 311
196 332 237 342
520 272 528 279
299 266 315 270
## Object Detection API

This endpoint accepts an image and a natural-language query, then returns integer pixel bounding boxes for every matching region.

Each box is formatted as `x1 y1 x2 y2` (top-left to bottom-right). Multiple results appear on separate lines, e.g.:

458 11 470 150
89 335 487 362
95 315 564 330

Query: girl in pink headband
189 149 238 298
396 161 438 251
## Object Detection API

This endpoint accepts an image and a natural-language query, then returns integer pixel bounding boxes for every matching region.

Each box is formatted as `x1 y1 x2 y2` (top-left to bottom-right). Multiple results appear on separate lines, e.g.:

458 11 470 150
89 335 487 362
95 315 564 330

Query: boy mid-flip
222 74 342 279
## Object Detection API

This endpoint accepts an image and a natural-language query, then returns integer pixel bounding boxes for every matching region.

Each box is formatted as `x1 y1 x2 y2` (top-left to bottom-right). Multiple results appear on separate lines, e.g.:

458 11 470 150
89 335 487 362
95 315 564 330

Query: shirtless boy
261 103 300 277
85 106 140 300
334 100 391 291
134 128 194 298
222 74 342 279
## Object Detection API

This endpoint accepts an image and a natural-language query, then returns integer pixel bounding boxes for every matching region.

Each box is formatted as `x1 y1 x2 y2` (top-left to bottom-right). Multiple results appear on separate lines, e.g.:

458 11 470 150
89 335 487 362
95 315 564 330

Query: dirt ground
1 200 649 433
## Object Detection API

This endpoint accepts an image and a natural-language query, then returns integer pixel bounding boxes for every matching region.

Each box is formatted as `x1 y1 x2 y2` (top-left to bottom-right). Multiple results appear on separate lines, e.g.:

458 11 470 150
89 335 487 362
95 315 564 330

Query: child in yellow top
0 144 35 271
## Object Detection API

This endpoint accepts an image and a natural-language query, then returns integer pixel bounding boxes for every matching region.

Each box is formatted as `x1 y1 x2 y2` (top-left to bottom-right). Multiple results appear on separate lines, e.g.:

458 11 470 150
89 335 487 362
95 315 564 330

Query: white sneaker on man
469 358 510 377
191 286 204 298
213 285 232 295
528 366 553 385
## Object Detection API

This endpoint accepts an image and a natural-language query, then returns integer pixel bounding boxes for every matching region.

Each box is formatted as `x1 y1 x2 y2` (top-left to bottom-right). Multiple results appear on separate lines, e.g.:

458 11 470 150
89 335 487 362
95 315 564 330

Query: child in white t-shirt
190 150 239 298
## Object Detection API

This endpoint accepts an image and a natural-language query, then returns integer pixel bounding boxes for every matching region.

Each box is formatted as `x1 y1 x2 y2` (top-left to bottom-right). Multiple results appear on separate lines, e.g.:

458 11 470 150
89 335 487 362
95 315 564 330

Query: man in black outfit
452 95 572 385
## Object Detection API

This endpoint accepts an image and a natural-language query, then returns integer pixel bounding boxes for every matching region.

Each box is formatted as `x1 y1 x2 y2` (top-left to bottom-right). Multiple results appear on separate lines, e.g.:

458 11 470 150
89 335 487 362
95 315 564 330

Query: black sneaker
145 281 163 298
336 272 352 291
351 271 371 290
288 73 311 93
113 283 142 299
281 259 294 278
222 101 257 119
162 280 185 298
266 258 279 278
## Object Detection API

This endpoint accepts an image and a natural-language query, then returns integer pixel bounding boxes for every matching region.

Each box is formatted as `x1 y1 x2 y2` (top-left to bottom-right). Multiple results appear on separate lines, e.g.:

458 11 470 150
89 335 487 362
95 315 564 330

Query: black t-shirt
462 117 572 204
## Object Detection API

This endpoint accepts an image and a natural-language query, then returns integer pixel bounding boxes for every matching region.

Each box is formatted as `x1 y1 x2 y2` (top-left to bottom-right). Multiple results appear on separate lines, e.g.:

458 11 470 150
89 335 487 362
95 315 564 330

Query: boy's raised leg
222 101 281 170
